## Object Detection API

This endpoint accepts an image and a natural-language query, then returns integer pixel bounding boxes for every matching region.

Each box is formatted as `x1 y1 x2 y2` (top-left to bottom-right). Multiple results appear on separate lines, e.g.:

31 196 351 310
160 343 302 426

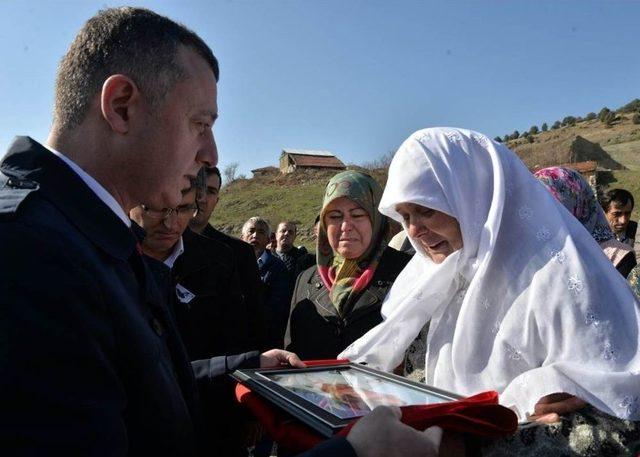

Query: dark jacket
172 228 254 358
285 247 411 360
0 137 355 457
0 137 201 456
258 249 292 349
201 224 267 349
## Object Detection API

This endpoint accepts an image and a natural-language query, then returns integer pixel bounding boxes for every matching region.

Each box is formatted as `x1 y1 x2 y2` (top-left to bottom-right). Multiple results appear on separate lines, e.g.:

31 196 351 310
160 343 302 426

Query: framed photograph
231 362 461 437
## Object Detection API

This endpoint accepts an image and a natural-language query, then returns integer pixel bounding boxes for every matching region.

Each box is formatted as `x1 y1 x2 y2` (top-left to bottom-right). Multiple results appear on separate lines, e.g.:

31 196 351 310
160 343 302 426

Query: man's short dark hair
600 188 635 212
54 7 219 131
195 166 221 200
203 166 222 186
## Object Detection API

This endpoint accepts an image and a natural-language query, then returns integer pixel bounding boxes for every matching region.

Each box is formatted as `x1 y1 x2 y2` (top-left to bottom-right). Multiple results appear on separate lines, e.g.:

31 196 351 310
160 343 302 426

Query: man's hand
259 349 306 368
346 406 440 457
528 393 587 424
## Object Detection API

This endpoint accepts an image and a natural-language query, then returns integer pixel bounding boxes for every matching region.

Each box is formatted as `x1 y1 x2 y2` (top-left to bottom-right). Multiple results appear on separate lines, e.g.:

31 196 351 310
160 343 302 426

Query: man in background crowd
275 220 314 278
242 217 291 348
600 188 638 255
190 166 265 348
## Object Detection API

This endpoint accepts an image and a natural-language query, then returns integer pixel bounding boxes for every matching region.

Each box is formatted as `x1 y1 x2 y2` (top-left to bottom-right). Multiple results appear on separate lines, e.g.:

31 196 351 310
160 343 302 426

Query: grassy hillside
212 168 388 250
213 109 640 245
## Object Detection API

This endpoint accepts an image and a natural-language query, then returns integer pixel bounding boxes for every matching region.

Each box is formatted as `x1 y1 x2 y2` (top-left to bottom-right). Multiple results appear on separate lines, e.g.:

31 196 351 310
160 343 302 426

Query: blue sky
1 1 638 175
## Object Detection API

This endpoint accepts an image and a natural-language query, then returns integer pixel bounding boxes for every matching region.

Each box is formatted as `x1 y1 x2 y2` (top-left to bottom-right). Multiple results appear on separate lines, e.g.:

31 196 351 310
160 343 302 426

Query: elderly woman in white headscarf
340 127 640 455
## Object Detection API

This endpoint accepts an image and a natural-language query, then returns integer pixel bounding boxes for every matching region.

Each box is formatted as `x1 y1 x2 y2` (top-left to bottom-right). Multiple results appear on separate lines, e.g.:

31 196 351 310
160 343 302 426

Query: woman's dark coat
285 247 411 360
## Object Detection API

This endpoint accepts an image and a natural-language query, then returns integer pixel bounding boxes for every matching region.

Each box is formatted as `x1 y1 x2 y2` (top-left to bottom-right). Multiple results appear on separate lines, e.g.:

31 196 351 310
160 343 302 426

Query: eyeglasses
141 204 199 220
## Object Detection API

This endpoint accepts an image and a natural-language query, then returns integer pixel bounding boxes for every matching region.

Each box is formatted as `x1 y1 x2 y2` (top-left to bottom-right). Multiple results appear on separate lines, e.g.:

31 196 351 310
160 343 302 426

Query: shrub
618 99 640 113
552 121 561 130
598 107 611 121
511 130 520 140
586 112 597 120
494 136 503 143
541 122 548 132
604 111 617 126
632 113 640 125
562 116 577 126
529 125 539 135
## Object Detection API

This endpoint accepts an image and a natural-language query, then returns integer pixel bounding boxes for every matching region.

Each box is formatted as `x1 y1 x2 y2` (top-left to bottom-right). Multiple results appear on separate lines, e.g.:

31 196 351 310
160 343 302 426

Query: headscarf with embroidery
340 127 640 421
317 171 389 314
534 167 613 242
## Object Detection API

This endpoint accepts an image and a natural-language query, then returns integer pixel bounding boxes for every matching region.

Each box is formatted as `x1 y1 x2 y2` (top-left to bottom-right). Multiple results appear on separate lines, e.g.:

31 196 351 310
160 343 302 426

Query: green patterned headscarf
317 170 390 314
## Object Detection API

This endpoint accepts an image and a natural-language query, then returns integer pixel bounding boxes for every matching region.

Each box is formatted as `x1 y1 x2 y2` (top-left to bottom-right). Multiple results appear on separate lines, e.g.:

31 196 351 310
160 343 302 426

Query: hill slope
214 114 640 246
213 168 387 249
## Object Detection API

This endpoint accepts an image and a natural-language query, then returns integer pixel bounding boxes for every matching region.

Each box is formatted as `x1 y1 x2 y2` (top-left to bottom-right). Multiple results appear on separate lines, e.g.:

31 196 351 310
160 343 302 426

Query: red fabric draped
234 360 518 455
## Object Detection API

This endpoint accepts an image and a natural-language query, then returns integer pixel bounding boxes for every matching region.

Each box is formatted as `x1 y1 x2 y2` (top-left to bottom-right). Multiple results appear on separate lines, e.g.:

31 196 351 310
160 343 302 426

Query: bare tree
223 162 239 184
360 150 396 170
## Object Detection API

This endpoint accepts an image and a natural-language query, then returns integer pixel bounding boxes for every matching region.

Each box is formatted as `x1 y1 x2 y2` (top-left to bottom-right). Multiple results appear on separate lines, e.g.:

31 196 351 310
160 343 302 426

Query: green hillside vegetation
213 168 388 250
214 99 640 247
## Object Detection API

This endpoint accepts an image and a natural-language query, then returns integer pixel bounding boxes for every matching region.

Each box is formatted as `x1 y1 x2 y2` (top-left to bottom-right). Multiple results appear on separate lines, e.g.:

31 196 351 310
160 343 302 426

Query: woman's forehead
395 202 430 212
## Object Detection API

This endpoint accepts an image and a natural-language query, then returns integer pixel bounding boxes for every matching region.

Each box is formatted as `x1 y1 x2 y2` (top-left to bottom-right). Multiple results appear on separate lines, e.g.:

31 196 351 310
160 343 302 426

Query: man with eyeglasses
130 181 253 357
131 180 257 456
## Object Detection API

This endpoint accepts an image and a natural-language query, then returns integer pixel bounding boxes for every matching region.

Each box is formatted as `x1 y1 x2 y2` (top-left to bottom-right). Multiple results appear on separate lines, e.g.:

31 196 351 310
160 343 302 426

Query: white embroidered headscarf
340 127 640 421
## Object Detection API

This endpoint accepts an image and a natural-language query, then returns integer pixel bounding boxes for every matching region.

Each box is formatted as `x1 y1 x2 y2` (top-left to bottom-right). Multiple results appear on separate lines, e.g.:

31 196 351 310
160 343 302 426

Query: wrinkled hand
346 406 440 457
528 393 587 424
259 349 306 368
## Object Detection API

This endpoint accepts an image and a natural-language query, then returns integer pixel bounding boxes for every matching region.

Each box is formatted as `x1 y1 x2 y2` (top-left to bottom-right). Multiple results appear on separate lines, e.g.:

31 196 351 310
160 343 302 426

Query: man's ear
100 75 140 134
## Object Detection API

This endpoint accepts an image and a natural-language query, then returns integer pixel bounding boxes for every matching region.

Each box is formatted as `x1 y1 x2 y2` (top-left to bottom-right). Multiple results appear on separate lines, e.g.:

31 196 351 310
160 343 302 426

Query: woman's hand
528 393 587 424
259 349 306 369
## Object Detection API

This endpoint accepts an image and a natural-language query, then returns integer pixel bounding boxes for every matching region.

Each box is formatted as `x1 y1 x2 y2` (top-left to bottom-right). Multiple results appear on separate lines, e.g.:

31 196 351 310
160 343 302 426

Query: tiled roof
282 149 335 157
289 154 345 168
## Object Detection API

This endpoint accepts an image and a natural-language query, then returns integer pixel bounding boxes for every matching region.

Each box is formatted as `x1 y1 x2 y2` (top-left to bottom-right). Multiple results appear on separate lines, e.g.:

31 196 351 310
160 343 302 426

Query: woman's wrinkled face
324 197 373 259
395 202 463 263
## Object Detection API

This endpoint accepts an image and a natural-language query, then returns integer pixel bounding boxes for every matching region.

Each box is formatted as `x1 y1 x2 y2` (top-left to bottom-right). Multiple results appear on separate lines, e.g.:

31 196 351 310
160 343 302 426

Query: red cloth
235 360 518 454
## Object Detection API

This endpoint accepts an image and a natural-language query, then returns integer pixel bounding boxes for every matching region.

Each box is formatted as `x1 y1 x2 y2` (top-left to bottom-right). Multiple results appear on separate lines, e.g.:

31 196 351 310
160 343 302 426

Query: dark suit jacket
0 137 200 456
0 137 356 457
201 224 267 349
285 247 411 360
173 228 253 358
258 249 292 349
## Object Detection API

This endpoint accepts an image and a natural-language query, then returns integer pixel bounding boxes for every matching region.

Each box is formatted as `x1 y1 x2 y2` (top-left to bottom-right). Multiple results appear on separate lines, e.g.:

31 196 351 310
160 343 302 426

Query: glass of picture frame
231 362 461 437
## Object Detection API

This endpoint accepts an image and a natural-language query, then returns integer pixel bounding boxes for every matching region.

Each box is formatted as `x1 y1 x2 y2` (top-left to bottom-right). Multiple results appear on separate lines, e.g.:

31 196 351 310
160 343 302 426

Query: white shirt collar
163 236 185 268
45 144 131 227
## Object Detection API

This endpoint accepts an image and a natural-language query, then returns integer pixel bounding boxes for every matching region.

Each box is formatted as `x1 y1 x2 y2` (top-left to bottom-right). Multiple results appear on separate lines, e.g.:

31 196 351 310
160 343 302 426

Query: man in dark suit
130 182 253 357
0 7 440 457
190 166 266 349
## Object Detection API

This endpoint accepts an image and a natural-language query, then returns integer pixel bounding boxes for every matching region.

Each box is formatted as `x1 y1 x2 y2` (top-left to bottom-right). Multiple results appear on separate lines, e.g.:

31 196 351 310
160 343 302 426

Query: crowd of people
1 6 640 457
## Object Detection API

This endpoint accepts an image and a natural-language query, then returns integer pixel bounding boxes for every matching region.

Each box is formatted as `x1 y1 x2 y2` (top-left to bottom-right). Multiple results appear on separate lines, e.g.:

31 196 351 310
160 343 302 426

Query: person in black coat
190 165 267 349
0 8 442 457
286 171 411 360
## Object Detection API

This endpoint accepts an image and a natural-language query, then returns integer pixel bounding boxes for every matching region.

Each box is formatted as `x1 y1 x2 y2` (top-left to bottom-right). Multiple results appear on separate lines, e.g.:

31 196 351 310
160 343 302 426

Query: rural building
279 149 346 174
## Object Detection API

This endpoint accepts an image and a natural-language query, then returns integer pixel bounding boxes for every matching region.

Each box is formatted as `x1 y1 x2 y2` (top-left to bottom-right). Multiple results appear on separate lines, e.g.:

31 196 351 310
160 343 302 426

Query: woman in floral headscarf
284 170 411 360
535 166 636 277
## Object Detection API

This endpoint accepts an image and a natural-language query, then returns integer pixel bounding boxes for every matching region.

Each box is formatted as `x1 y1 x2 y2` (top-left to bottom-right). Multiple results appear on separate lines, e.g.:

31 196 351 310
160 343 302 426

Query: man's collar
257 249 270 265
163 236 184 268
1 136 137 261
44 144 131 228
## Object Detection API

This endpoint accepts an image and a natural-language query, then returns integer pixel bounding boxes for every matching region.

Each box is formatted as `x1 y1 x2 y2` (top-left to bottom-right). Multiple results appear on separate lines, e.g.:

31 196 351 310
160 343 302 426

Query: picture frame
231 362 461 437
